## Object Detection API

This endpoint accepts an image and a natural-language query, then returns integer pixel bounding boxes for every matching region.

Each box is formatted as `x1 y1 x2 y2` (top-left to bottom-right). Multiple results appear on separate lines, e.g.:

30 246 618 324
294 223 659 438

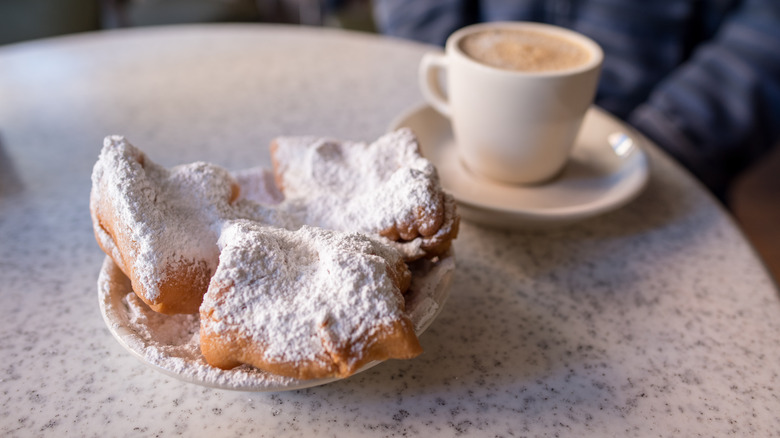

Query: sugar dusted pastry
91 136 244 314
200 220 421 379
270 128 459 260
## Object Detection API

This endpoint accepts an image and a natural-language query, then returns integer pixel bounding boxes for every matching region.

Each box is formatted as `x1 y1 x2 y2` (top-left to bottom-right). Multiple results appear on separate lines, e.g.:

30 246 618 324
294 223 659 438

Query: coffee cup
419 22 603 184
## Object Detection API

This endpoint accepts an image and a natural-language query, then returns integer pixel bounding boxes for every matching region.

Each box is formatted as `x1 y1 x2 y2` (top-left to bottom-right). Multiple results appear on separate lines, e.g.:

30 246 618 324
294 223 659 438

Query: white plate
390 104 649 228
98 251 454 392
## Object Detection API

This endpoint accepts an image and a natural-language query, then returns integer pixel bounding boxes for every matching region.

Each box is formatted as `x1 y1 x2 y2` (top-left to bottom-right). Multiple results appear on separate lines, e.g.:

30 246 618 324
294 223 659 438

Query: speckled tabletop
1 24 779 437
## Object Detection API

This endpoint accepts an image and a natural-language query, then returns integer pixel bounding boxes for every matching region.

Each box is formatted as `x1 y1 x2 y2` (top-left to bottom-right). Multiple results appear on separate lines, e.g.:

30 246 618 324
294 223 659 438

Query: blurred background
1 0 778 283
0 0 376 45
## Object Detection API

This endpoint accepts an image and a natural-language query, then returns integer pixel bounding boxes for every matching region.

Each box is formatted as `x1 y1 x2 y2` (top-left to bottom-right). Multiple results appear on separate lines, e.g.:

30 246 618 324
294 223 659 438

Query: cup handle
419 52 451 118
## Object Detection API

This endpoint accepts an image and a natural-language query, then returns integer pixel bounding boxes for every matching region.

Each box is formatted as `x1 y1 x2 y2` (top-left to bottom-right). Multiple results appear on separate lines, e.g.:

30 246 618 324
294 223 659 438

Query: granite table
1 24 779 437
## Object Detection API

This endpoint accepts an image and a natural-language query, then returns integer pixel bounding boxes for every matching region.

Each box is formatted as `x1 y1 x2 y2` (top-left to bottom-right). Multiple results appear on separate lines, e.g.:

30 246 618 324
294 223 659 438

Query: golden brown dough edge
90 173 211 315
418 194 460 257
269 139 286 193
200 305 422 380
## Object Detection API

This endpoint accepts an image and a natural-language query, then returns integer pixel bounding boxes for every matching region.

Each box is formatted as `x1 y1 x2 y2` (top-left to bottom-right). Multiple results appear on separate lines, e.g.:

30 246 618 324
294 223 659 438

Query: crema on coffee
459 29 591 72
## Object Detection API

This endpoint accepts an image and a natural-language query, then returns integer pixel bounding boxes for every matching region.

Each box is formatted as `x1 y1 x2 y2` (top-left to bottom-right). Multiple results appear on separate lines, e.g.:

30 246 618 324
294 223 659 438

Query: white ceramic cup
419 22 603 184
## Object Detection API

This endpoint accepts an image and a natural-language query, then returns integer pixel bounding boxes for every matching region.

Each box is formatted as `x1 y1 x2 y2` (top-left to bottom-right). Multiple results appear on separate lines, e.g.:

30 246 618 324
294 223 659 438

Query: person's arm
628 0 780 200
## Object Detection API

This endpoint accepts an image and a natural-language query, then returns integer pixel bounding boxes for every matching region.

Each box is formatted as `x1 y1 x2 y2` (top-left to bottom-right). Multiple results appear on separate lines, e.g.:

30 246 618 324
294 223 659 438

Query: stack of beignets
90 129 458 379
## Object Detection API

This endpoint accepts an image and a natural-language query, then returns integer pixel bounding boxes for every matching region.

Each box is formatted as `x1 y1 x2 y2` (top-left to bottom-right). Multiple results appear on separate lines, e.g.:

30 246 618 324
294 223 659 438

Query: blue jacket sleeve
628 0 780 199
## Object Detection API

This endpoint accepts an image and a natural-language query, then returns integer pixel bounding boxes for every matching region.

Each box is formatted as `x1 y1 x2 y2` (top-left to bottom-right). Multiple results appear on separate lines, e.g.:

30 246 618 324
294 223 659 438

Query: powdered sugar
90 136 238 301
203 221 410 369
272 128 445 240
124 291 199 345
232 167 284 204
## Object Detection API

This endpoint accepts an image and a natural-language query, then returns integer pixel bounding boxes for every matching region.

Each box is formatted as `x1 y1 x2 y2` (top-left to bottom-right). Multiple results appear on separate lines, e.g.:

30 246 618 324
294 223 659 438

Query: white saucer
390 104 649 229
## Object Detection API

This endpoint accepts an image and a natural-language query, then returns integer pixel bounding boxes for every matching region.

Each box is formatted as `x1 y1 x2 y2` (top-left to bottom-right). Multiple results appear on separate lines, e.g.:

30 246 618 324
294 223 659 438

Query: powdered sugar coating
201 220 415 376
232 166 284 204
272 128 446 241
90 136 236 302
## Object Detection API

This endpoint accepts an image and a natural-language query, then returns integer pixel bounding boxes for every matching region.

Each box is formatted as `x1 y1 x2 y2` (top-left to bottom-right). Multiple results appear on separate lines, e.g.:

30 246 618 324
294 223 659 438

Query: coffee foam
459 29 591 72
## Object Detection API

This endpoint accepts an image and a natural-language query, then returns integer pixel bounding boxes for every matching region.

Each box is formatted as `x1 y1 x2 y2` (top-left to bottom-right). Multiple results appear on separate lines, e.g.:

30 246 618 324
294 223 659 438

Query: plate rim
98 250 455 392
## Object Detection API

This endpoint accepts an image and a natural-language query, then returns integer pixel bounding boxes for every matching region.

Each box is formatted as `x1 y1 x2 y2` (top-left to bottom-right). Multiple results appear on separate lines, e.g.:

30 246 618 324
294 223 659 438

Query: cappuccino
420 22 603 183
460 29 591 72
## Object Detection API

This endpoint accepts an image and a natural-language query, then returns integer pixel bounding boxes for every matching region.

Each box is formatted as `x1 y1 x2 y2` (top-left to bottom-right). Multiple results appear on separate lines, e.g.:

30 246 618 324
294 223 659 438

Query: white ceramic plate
98 251 454 392
390 104 649 229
